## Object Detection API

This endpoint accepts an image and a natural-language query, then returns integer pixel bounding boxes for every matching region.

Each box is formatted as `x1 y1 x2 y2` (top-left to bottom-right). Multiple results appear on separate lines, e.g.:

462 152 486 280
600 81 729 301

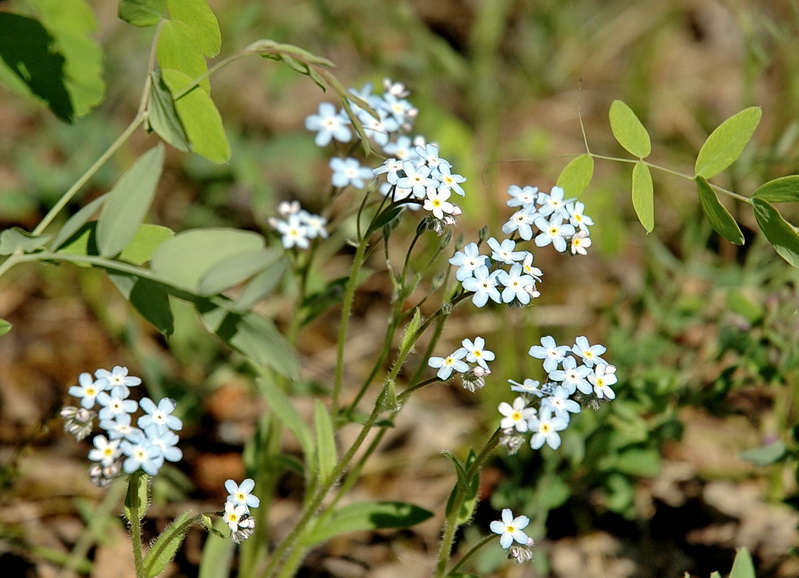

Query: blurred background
1 0 799 576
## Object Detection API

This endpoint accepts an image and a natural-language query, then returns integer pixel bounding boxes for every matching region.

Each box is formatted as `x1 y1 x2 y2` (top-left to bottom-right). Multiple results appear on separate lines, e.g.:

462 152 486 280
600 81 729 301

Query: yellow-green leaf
695 177 744 245
632 161 654 232
695 107 761 179
556 154 594 197
161 68 230 163
751 198 799 268
609 100 651 158
118 0 166 27
752 175 799 203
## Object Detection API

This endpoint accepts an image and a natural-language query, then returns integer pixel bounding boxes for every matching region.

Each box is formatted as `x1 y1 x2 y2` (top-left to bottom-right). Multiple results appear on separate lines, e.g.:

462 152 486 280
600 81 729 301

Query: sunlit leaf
751 198 799 268
97 145 164 258
609 100 651 158
303 501 433 546
118 0 166 27
752 175 799 203
52 194 107 250
161 68 230 163
695 107 761 179
109 273 174 335
118 224 174 265
150 228 264 292
632 161 654 232
0 319 12 336
740 441 786 466
695 176 744 245
198 248 282 296
557 154 594 197
166 0 220 57
234 258 289 313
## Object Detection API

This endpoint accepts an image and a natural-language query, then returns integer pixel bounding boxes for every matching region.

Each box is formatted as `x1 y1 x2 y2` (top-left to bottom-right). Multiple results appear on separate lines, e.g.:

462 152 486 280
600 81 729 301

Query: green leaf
398 308 422 358
52 194 107 250
303 501 433 546
234 258 289 313
146 69 191 152
118 224 174 265
740 441 786 466
143 511 192 578
0 319 12 336
198 304 298 378
609 100 651 158
198 527 235 578
158 21 210 92
730 548 756 578
535 473 571 510
632 161 654 232
166 0 221 57
556 154 594 197
97 145 165 258
118 0 166 27
695 176 744 245
752 198 799 268
257 378 314 460
0 228 51 255
28 0 104 119
752 175 799 203
161 68 230 163
0 13 74 121
109 274 174 335
695 107 761 179
314 400 337 483
198 248 282 296
150 228 265 292
124 471 149 523
614 447 661 476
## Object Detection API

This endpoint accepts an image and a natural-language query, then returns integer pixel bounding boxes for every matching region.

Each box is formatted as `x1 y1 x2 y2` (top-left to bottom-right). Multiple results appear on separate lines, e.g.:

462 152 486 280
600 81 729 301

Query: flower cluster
305 78 466 232
223 478 260 544
268 200 329 250
62 366 183 486
503 185 594 255
500 335 617 453
450 238 542 308
490 508 535 563
428 336 494 392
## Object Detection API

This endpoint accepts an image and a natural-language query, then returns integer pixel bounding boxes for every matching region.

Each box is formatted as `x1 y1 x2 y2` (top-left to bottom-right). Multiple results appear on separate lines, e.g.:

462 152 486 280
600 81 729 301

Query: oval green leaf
695 107 761 179
303 501 433 546
52 193 107 250
556 153 594 197
147 70 190 152
314 400 337 483
234 258 289 313
695 176 744 245
161 68 230 164
198 248 282 296
151 228 265 292
609 100 651 158
632 161 654 232
730 548 756 578
752 198 799 268
109 273 174 335
143 511 192 578
752 175 799 203
257 378 314 460
97 145 165 258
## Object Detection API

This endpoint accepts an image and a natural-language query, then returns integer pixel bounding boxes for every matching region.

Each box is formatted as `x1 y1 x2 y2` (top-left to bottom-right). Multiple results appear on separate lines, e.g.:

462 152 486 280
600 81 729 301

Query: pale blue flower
68 372 108 409
88 435 121 467
534 214 576 253
487 237 526 264
506 185 538 208
120 438 161 475
497 263 535 305
572 336 607 368
490 509 530 549
96 387 138 421
541 386 582 422
226 478 260 510
330 157 374 189
502 208 537 240
305 102 351 146
528 336 569 373
548 356 592 395
528 410 568 450
449 243 488 281
462 265 501 307
498 397 536 433
138 397 182 433
461 336 495 370
95 366 142 388
508 378 546 397
428 349 469 380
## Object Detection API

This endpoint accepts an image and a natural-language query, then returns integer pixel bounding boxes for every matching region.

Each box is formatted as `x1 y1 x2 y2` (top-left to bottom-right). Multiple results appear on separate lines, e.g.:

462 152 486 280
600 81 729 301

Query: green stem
434 428 502 577
331 235 370 417
446 534 495 576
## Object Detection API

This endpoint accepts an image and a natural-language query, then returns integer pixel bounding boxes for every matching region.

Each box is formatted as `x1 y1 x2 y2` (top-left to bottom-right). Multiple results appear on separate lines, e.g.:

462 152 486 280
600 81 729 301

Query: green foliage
302 501 433 546
142 511 193 577
695 177 744 245
556 153 594 197
0 0 104 121
695 107 761 179
631 161 654 232
609 100 651 158
313 400 337 483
